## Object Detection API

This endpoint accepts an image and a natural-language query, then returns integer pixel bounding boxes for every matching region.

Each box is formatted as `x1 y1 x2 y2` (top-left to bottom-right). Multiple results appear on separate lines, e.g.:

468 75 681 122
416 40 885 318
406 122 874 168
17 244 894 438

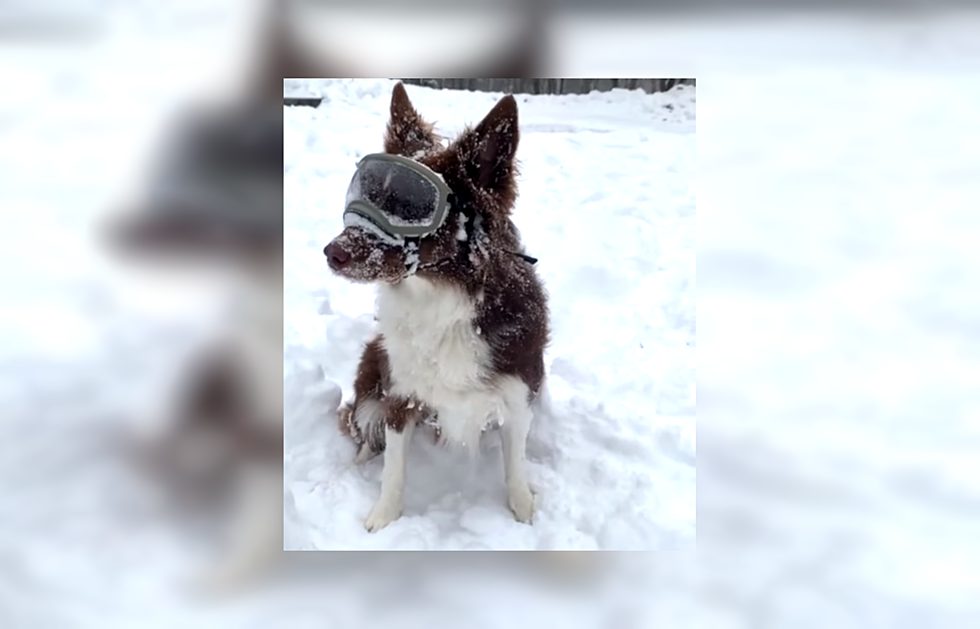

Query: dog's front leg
500 405 535 524
364 397 419 533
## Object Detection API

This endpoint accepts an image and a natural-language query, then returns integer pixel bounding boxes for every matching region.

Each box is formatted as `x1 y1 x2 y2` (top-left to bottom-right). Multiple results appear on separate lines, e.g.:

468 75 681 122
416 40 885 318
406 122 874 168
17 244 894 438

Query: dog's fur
118 255 284 595
110 101 284 593
325 83 549 532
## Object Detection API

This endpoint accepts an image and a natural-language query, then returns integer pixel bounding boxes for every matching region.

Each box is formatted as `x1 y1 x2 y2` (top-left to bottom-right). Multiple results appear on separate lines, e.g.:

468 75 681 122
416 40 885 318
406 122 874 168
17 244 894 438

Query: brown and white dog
324 83 550 532
108 101 284 592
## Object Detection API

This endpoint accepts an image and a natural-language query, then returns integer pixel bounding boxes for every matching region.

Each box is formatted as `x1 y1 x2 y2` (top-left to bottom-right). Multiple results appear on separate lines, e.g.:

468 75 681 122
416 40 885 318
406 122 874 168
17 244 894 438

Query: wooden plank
283 97 323 107
314 79 695 99
594 78 615 93
560 78 585 94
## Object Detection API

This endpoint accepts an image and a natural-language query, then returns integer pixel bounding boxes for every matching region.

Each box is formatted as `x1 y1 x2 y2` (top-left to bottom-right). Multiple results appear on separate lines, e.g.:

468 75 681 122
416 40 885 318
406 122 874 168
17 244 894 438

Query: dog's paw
364 498 402 533
508 483 535 524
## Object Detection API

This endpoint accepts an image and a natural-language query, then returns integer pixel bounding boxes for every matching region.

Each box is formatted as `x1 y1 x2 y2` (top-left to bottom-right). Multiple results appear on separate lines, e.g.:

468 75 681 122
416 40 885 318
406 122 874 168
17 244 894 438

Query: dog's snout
325 242 351 270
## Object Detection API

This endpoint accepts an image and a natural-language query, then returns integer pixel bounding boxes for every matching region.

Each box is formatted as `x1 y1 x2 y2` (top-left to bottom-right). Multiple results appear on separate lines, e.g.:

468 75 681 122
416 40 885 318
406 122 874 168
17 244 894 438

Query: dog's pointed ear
390 82 415 121
459 94 520 202
384 82 438 156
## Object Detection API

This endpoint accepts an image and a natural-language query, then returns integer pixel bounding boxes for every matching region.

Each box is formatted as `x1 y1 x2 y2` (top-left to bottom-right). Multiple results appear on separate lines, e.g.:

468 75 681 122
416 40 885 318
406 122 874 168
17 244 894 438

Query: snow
342 211 405 246
284 79 697 550
2 1 980 627
456 212 469 241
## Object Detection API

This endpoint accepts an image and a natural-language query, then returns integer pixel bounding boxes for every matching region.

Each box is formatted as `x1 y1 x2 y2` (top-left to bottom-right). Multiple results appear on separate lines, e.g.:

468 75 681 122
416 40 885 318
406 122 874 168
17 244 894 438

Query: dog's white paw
364 497 402 532
508 483 535 524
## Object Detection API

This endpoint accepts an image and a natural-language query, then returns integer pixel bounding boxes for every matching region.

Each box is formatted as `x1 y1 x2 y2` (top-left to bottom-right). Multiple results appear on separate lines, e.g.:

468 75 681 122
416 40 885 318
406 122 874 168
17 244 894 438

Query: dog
324 82 549 533
108 101 284 592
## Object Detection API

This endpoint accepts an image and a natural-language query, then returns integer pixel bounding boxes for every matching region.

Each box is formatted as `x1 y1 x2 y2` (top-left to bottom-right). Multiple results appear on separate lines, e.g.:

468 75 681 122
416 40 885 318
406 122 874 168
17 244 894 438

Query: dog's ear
384 82 438 157
456 95 520 205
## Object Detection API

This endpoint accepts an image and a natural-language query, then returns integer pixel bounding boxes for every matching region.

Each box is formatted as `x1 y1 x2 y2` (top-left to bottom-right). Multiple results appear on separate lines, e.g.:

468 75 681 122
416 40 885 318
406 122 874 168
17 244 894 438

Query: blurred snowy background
1 0 980 627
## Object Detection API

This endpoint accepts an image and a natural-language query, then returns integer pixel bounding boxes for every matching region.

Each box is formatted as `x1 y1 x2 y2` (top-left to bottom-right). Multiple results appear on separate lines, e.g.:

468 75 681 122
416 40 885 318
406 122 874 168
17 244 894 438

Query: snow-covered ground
689 14 980 626
283 79 697 550
2 1 980 627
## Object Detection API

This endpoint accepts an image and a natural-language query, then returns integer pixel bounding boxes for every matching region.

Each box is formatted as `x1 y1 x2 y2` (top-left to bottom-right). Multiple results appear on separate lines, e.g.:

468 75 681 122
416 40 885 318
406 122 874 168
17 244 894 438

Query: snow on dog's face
324 82 522 287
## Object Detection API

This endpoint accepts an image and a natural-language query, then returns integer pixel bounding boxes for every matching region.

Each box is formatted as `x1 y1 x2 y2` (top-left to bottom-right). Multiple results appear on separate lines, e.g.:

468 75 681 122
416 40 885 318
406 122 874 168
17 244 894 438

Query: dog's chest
376 279 499 443
377 279 489 394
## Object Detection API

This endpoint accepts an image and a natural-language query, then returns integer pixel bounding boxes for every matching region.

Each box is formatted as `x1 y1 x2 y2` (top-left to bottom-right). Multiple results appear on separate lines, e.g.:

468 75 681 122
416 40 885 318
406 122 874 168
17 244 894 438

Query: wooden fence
400 78 694 95
283 78 695 107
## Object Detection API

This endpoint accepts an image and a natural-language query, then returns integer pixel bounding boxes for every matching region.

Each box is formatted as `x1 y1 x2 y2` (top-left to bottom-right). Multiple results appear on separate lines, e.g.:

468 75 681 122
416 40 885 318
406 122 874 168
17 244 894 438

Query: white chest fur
376 277 503 448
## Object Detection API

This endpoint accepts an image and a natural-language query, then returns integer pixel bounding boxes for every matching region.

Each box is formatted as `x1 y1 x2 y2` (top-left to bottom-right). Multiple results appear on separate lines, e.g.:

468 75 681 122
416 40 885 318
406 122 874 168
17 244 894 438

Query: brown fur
338 336 390 452
340 334 443 454
381 395 423 433
385 83 442 157
177 347 283 461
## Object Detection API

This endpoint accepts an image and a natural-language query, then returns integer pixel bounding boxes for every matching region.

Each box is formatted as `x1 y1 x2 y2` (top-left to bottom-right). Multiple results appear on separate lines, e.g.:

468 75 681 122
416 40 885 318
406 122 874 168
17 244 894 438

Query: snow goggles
343 153 453 238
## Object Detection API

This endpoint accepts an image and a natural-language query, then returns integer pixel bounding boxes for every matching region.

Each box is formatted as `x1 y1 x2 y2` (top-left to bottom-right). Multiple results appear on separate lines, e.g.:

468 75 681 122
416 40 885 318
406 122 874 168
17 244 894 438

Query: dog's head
107 103 283 278
323 82 521 285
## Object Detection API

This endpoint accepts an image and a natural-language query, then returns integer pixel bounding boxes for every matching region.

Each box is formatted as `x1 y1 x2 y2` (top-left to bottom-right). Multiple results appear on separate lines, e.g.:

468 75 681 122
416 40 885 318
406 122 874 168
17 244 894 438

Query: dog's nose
324 242 351 270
